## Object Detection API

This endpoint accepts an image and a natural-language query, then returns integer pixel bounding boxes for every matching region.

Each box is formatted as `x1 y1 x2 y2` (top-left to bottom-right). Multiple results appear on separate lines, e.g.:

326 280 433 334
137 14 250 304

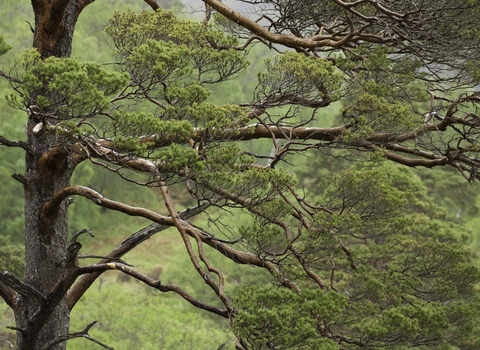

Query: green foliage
196 152 296 216
106 10 248 85
1 2 480 350
0 36 11 56
341 93 419 141
234 286 345 350
258 51 342 104
102 9 251 165
155 143 202 173
230 163 480 349
9 50 128 119
112 112 193 147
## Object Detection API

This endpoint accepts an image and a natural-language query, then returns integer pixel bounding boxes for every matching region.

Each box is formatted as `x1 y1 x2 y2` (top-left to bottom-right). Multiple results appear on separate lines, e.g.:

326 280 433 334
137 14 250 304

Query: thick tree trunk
15 142 74 350
13 1 81 349
32 0 80 59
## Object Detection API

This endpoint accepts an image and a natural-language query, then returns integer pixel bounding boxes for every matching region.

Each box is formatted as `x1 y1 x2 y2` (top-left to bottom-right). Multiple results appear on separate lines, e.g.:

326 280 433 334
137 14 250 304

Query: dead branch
38 321 113 350
0 272 45 302
0 280 14 308
0 136 33 153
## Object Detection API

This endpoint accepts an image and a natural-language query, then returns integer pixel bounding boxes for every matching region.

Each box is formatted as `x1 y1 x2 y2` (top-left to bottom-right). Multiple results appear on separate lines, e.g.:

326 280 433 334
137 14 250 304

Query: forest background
1 0 480 349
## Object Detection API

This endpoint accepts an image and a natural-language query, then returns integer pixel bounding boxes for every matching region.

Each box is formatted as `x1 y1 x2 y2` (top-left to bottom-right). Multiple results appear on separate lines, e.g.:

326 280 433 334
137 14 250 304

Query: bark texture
14 1 82 349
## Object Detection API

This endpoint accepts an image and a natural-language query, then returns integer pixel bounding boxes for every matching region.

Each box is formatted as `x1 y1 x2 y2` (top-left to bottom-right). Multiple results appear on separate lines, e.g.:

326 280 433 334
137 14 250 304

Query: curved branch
41 185 174 225
68 199 215 310
202 0 340 49
202 0 381 49
143 0 161 11
78 263 229 318
158 179 233 314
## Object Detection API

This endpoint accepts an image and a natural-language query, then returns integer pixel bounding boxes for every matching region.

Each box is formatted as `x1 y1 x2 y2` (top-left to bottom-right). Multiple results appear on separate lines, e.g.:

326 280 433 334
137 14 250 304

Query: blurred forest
1 0 480 349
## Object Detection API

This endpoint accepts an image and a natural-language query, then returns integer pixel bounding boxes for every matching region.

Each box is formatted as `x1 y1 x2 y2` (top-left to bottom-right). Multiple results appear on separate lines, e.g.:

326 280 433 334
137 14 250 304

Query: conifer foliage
1 1 480 349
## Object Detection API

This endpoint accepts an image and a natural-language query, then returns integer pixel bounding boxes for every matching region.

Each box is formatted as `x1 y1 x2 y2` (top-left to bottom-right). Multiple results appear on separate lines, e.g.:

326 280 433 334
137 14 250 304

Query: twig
38 321 114 350
70 228 93 243
0 70 22 84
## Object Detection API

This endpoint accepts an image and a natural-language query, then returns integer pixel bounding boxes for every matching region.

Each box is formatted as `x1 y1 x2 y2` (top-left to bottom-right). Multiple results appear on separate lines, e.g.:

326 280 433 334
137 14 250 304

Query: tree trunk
14 1 81 349
15 144 74 350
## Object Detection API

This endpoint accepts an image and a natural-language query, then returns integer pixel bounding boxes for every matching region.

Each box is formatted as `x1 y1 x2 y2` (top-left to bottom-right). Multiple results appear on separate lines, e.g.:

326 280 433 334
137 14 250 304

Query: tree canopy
1 1 480 349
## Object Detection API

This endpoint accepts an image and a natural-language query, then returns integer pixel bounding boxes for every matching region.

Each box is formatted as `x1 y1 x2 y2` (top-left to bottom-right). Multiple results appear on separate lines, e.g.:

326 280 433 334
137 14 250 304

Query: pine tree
1 1 480 349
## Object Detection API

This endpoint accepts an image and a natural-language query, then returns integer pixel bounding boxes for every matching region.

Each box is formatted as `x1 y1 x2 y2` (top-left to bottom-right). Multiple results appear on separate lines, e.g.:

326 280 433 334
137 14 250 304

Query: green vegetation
1 1 480 349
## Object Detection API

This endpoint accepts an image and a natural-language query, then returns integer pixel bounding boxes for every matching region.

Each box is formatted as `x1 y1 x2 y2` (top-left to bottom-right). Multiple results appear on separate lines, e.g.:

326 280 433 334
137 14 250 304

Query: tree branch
78 263 229 318
0 272 45 302
0 136 33 153
58 180 301 306
41 185 175 225
38 321 113 350
76 0 96 14
0 70 22 84
67 199 215 310
202 0 370 49
0 280 14 308
143 0 161 11
158 178 233 314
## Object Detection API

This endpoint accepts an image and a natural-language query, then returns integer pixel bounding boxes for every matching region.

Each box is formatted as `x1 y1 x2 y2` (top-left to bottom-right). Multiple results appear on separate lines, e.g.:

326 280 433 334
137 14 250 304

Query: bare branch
68 200 216 310
202 0 358 49
0 271 45 302
70 228 93 243
0 280 14 308
38 321 114 350
11 174 27 186
77 255 132 266
78 263 229 317
0 70 22 84
41 185 175 225
143 0 161 11
0 136 33 153
158 177 233 314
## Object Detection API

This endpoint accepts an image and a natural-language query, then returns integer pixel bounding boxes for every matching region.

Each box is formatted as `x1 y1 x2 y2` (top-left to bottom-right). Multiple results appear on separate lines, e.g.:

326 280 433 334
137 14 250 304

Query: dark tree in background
1 0 480 349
